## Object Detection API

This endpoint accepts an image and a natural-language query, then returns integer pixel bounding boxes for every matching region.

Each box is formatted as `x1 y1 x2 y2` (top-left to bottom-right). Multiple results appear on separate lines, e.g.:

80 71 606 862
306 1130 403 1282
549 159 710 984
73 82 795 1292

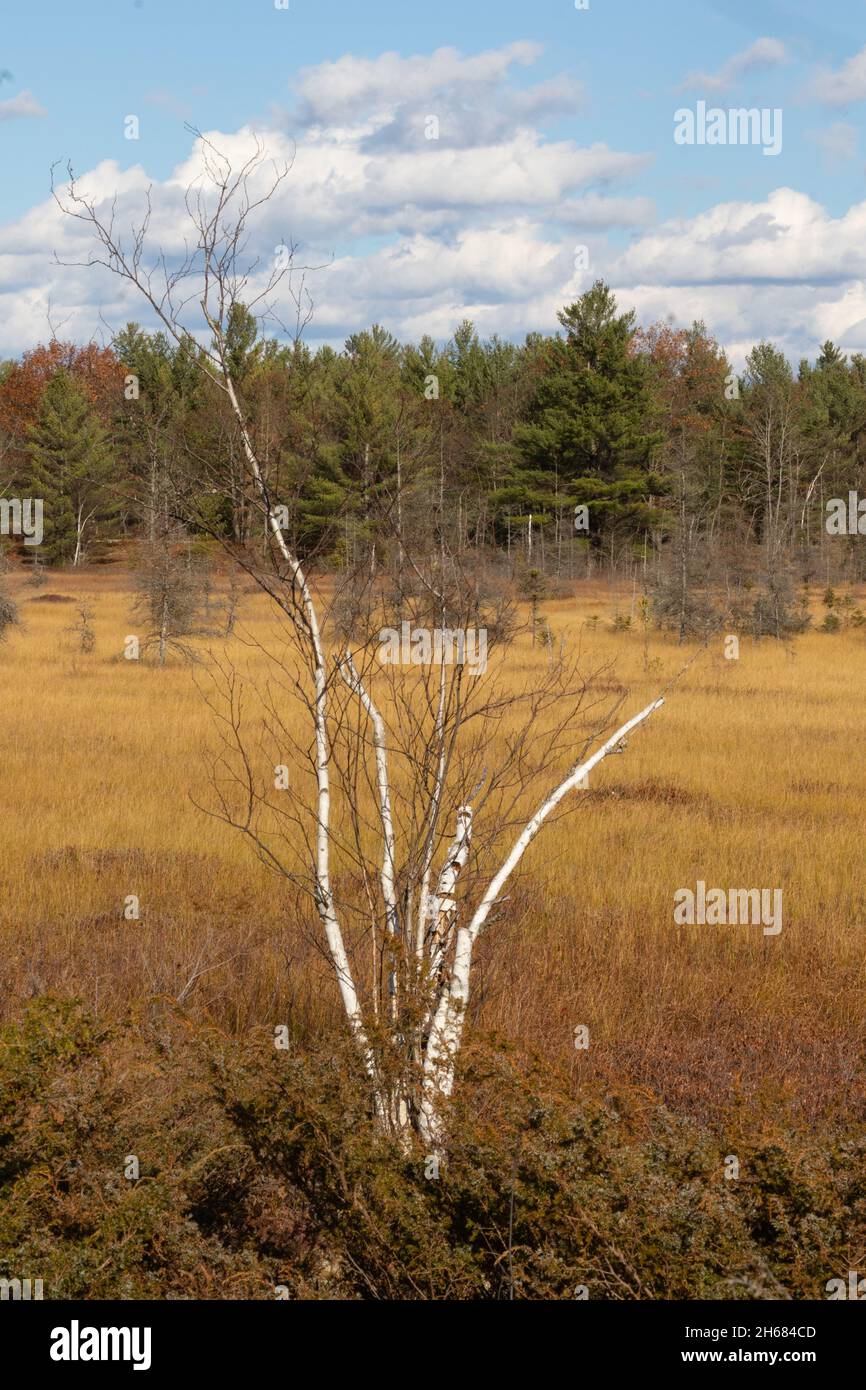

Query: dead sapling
66 597 96 654
132 528 207 665
0 582 19 644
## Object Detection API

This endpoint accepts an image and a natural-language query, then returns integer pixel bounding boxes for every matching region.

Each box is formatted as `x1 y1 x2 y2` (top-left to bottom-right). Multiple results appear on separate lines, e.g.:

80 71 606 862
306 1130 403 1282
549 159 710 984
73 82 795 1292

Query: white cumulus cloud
679 38 788 94
0 89 46 121
808 44 866 106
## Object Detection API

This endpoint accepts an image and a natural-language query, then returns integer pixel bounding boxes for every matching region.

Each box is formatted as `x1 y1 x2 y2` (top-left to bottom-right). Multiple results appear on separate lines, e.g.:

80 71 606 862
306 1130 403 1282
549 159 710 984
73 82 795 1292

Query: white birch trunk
426 805 472 983
338 653 399 1017
221 372 382 1100
416 659 448 960
418 698 664 1147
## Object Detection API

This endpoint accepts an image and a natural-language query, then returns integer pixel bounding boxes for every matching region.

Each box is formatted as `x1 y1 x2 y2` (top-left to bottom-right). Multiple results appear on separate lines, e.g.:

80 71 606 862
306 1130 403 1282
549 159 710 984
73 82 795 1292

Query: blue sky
2 0 866 363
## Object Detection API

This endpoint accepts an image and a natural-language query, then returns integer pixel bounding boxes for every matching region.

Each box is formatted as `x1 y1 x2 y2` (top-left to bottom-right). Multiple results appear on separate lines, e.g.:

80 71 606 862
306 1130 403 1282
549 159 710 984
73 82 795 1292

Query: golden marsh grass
2 566 864 1129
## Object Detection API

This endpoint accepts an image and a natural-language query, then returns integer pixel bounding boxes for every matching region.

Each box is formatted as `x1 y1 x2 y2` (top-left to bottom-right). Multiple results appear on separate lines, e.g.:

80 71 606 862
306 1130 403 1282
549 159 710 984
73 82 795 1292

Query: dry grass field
2 563 864 1136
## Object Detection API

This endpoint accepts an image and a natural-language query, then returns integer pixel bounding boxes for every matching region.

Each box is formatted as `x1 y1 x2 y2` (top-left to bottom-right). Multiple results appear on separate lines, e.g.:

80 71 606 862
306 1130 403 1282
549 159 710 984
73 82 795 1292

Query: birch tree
53 134 666 1147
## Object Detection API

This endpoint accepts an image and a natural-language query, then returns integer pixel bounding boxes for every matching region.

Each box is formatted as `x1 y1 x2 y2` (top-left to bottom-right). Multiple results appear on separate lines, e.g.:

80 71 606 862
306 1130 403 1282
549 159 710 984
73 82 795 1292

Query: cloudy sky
1 0 866 365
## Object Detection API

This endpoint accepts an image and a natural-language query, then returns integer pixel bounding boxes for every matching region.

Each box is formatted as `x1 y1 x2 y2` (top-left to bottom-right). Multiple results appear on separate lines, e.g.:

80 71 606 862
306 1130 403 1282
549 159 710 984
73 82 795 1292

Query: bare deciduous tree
54 134 666 1147
0 580 18 643
66 595 96 654
133 525 206 665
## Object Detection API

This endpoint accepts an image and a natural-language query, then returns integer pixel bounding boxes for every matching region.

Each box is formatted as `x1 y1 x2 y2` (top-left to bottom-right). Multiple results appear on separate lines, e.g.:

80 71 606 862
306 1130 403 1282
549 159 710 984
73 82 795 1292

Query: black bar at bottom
2 1297 858 1375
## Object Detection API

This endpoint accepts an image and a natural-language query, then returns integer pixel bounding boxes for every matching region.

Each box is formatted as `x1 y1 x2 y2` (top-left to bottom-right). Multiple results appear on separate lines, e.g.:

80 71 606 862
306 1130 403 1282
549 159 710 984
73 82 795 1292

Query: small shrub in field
819 592 862 633
133 528 208 665
0 585 19 641
66 598 96 653
650 574 723 638
24 556 46 587
516 565 549 646
731 578 811 640
0 1001 276 1299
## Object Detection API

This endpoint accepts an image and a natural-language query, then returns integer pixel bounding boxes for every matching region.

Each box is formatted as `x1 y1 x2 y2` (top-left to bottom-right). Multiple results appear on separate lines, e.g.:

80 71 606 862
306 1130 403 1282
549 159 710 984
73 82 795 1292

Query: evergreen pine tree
514 282 663 544
26 369 115 565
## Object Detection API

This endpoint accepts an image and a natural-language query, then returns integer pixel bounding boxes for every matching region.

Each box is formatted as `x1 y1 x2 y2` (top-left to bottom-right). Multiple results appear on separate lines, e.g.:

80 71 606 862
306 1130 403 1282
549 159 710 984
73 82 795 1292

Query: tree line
2 280 865 637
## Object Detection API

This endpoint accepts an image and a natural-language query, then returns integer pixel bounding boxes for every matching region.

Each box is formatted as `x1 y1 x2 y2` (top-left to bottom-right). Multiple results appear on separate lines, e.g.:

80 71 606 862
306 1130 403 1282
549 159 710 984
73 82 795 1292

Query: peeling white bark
426 805 472 982
418 698 664 1147
416 660 448 961
338 652 400 1017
